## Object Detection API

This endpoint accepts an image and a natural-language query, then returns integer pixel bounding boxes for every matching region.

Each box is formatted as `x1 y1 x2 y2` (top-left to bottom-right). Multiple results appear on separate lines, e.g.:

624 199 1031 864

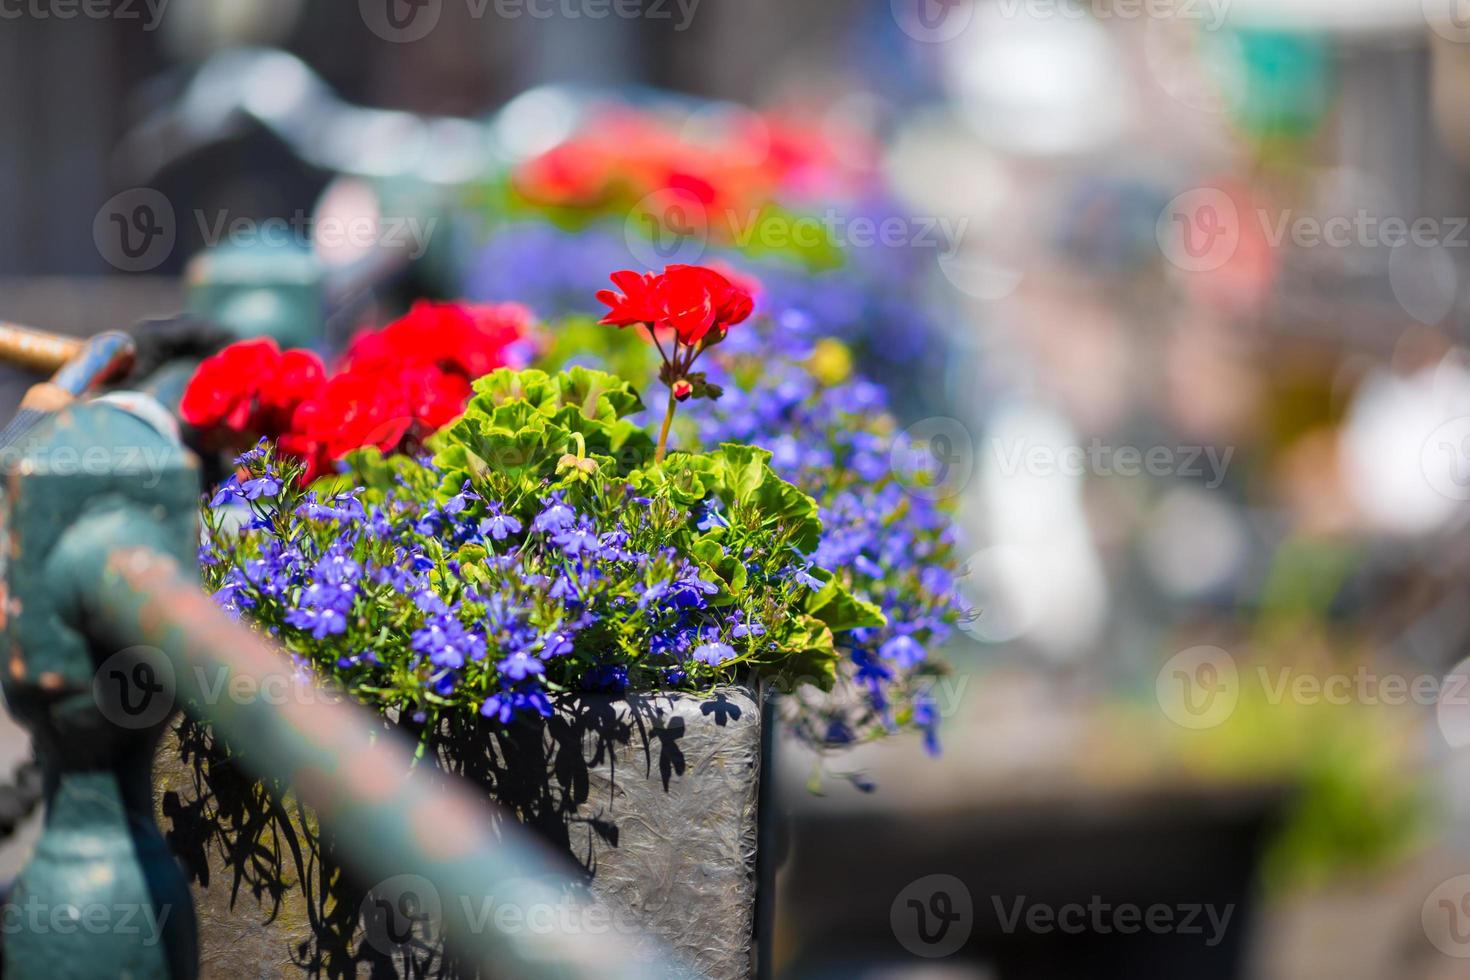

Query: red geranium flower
654 266 718 345
180 338 282 432
596 265 753 346
343 300 533 381
399 364 474 431
292 373 413 468
596 271 662 328
667 264 753 340
184 300 534 481
593 263 755 464
257 349 326 430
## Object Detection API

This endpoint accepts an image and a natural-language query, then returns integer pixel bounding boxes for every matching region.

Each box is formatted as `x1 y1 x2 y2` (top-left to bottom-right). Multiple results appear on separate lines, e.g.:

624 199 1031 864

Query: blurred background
11 0 1470 977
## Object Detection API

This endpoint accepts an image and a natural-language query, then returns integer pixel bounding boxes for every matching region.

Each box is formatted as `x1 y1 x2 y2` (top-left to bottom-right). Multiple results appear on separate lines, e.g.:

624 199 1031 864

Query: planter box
153 685 764 979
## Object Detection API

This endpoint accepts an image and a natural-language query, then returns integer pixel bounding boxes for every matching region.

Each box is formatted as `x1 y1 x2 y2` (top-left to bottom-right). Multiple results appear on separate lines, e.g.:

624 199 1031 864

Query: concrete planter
153 686 765 979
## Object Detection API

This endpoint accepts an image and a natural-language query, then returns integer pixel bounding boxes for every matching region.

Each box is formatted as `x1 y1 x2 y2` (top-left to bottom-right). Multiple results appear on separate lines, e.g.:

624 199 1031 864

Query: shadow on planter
153 685 763 979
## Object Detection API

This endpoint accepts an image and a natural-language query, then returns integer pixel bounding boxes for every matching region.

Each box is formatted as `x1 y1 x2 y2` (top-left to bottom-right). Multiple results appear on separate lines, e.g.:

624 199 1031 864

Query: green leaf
805 569 888 632
714 444 822 553
471 368 557 410
559 365 645 421
778 615 840 691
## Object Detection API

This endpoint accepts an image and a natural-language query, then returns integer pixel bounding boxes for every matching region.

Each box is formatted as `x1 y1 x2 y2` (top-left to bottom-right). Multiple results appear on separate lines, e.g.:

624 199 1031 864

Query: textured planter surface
153 685 763 978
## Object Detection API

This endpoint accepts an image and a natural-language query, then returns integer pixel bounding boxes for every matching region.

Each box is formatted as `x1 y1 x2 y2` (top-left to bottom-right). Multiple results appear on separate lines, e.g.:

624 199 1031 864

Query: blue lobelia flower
239 475 282 500
478 504 523 542
692 642 737 666
532 494 577 534
498 650 546 682
879 634 926 669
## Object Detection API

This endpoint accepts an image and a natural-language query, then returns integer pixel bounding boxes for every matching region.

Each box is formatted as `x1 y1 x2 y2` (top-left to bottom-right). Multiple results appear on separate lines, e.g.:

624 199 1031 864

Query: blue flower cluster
202 441 817 732
694 333 964 754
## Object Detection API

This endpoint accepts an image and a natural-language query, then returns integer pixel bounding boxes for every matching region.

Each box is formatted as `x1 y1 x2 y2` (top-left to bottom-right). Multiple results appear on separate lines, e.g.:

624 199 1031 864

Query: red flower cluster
596 264 755 463
597 265 753 345
512 109 877 221
181 301 535 480
180 340 325 437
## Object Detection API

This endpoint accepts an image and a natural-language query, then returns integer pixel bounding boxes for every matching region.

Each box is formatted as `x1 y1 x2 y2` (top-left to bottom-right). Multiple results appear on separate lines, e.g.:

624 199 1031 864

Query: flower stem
654 387 677 464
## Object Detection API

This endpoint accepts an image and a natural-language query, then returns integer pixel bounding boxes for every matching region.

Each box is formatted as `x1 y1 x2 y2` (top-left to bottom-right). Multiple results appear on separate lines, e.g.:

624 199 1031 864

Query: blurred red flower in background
179 339 286 433
181 301 536 481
